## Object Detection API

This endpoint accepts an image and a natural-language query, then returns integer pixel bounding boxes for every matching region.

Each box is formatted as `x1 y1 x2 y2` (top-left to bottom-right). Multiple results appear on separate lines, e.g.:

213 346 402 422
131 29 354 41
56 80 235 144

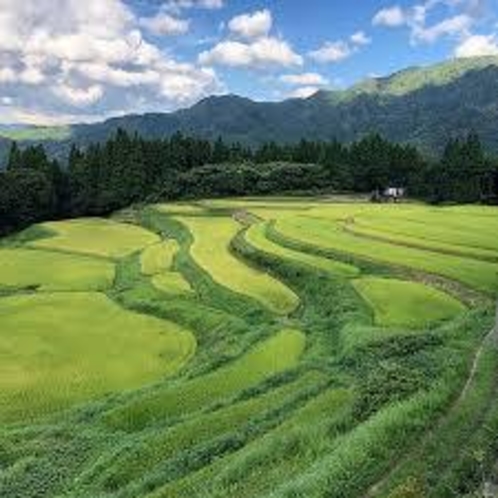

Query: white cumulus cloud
228 9 272 39
163 0 224 13
412 13 472 43
288 86 320 99
280 72 329 86
53 84 104 107
372 0 485 47
0 0 222 124
309 41 352 63
351 31 372 46
199 37 303 68
139 13 190 36
455 33 498 57
373 6 407 27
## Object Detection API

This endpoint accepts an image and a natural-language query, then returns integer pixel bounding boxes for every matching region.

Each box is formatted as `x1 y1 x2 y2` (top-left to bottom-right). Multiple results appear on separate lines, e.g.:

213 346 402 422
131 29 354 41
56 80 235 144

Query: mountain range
2 56 498 165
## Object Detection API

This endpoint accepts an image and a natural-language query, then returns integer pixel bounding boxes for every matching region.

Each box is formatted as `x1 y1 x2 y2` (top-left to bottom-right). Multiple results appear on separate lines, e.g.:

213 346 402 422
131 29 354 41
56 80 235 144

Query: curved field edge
352 277 466 328
0 292 196 423
174 214 299 315
273 216 498 294
103 328 306 431
140 240 179 276
29 218 160 259
244 221 359 278
0 248 115 292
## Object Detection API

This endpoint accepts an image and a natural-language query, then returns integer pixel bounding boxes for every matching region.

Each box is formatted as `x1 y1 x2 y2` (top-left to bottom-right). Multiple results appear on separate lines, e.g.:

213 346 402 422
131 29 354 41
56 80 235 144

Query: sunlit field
1 198 497 498
31 218 160 258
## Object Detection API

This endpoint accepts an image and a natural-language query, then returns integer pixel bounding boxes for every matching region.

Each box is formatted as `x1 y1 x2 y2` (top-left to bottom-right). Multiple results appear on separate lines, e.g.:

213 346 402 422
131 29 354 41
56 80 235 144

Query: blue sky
0 0 497 124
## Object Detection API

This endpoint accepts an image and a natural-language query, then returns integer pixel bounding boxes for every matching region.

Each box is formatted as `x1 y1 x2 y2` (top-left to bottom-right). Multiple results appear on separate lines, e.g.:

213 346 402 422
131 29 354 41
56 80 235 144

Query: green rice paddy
352 277 466 327
176 215 299 314
31 218 160 258
0 248 115 291
0 292 195 423
1 198 497 498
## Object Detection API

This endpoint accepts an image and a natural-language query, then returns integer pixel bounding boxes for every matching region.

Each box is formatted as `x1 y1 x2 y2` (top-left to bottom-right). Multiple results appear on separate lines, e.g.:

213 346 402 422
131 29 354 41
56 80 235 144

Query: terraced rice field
31 218 159 258
352 277 466 327
0 293 194 423
176 215 299 314
1 198 498 498
0 248 114 291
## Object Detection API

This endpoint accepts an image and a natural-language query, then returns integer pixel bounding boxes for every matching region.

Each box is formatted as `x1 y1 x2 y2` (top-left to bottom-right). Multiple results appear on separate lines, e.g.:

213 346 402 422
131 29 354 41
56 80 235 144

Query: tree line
1 129 497 236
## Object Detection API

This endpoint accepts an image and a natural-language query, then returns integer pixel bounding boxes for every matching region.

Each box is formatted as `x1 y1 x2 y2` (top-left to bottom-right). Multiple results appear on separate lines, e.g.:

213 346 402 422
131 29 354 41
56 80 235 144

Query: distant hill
2 56 498 163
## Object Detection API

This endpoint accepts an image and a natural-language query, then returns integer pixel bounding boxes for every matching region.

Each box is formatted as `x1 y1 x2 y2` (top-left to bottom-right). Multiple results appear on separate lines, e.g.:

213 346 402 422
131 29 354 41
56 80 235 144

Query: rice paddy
31 218 160 258
0 248 115 291
141 240 179 275
1 198 497 498
175 215 299 314
0 292 195 423
352 277 466 327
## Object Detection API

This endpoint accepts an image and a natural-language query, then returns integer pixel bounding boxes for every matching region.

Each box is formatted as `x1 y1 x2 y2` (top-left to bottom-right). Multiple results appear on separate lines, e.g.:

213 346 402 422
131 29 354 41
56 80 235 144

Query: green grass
376 342 498 497
92 373 323 492
141 241 179 275
245 222 359 278
150 386 353 498
0 248 115 291
104 328 306 431
175 215 299 315
352 277 466 327
30 218 160 258
275 215 498 294
0 292 195 423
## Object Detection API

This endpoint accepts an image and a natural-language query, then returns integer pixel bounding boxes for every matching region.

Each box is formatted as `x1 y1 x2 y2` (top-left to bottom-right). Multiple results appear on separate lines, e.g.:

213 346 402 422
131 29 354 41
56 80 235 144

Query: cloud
309 28 371 65
351 31 372 45
0 0 222 124
288 86 320 99
228 9 272 39
53 84 104 107
139 13 190 36
309 41 352 63
163 0 224 13
372 1 483 45
280 72 329 86
199 37 303 68
0 106 112 126
412 13 472 43
373 6 407 27
455 33 498 56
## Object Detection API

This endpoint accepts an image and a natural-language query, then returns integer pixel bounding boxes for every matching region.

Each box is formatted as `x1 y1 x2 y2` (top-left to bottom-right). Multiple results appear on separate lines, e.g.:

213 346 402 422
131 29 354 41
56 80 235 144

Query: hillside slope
2 56 498 162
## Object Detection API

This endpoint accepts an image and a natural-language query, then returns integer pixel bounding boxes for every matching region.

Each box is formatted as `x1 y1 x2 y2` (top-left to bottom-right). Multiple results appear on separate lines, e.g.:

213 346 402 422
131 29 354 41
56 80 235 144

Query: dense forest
1 129 497 236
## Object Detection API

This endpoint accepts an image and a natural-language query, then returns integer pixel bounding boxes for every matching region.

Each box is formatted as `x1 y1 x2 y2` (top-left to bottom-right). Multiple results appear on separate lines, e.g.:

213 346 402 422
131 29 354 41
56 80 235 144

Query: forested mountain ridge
2 56 498 163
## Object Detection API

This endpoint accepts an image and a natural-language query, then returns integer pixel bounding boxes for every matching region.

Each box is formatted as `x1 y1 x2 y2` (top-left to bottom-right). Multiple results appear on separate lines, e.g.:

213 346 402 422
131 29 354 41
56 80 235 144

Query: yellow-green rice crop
30 218 160 258
105 328 306 430
352 277 466 327
177 216 299 314
152 272 193 295
275 216 498 293
0 292 195 423
141 240 179 275
245 222 359 278
347 210 498 260
0 248 115 291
